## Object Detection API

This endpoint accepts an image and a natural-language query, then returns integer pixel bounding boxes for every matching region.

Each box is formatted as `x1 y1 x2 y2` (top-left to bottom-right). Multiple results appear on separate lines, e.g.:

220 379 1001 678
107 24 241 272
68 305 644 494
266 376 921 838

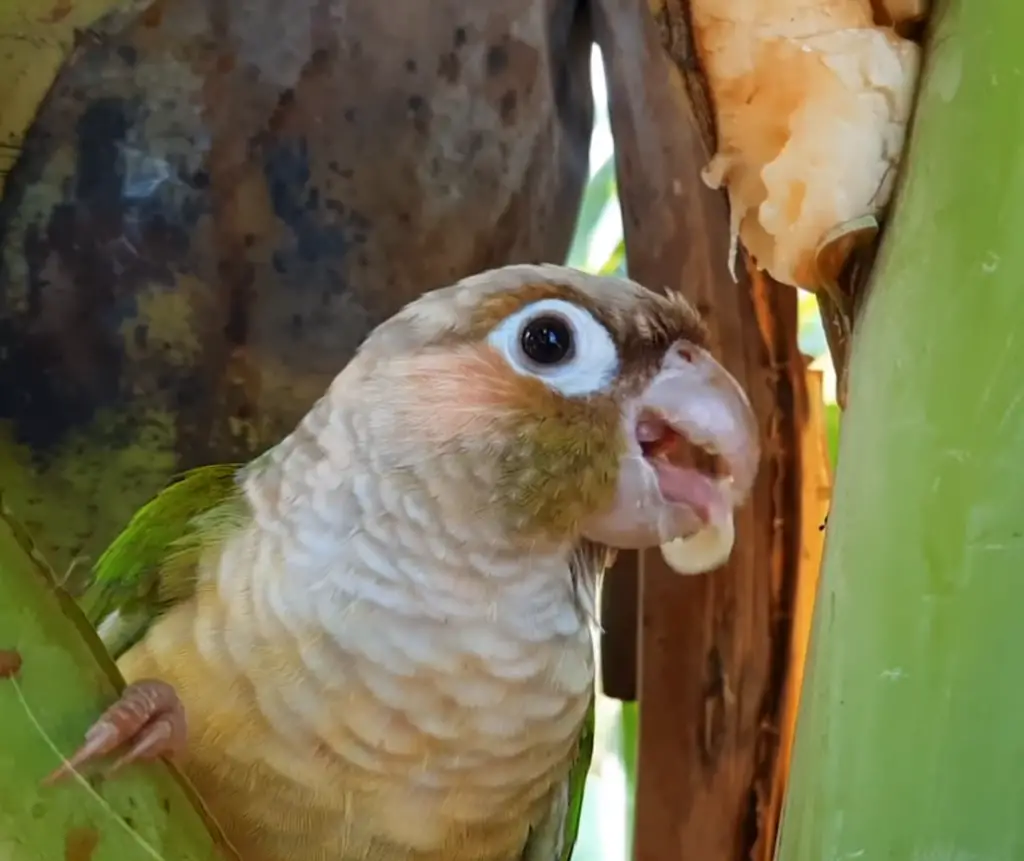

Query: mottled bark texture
592 0 810 858
0 0 594 570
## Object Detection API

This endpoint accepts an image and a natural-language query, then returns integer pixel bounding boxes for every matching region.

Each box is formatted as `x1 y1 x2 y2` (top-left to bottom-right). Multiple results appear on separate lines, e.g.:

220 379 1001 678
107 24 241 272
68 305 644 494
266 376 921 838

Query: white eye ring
486 298 620 397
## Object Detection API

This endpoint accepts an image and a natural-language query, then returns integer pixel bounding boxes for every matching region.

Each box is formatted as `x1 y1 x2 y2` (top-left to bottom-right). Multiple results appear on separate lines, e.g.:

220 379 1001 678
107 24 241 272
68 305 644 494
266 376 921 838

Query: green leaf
619 701 637 856
776 2 1024 857
598 238 626 278
824 402 841 469
0 496 235 861
567 155 618 269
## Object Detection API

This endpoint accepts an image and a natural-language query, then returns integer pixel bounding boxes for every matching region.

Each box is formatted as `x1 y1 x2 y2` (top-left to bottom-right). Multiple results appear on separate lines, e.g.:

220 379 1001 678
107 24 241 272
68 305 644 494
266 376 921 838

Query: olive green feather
519 696 595 861
559 697 595 861
78 464 249 658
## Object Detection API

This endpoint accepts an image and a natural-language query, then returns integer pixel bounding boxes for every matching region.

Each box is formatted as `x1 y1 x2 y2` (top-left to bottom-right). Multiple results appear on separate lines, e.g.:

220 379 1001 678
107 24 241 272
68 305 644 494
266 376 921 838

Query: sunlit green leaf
567 155 618 269
598 238 626 277
619 701 638 856
824 402 841 469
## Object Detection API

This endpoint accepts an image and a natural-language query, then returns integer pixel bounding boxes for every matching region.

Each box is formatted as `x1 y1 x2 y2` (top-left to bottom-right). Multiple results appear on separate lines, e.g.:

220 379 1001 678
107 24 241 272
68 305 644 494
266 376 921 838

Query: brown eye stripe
459 281 708 377
612 298 707 385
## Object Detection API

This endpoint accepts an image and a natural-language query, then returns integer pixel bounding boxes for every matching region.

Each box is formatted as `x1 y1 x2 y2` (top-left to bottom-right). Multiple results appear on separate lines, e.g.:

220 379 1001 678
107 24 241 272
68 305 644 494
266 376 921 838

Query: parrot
49 263 760 861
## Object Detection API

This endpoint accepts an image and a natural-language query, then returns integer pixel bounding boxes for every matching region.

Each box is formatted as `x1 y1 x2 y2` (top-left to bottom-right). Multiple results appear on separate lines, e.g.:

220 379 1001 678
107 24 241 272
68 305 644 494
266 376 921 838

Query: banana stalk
775 1 1024 857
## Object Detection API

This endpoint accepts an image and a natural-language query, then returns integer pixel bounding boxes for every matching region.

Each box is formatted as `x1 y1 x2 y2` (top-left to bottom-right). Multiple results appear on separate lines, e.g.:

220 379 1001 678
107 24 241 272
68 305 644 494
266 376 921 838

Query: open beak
639 343 759 573
582 342 760 574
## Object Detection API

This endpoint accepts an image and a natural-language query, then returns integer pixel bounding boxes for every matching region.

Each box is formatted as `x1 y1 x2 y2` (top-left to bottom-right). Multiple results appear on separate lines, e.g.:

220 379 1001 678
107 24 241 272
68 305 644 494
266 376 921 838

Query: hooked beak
581 342 760 574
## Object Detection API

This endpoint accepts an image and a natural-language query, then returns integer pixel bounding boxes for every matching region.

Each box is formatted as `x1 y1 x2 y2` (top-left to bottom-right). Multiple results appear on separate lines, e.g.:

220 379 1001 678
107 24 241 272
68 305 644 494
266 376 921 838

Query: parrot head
321 264 760 573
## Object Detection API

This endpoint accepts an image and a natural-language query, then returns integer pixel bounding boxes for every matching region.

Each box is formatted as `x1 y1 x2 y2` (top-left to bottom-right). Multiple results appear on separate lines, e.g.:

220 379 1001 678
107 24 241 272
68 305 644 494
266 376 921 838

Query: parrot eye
487 297 620 397
520 315 574 365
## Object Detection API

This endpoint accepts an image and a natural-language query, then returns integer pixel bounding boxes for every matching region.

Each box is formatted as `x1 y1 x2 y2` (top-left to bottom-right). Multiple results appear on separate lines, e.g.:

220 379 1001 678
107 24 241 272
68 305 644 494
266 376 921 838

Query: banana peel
0 0 142 196
813 214 880 409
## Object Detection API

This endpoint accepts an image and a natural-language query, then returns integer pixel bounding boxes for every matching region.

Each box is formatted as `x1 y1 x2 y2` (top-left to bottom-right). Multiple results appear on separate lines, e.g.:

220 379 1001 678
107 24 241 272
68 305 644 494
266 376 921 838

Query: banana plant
775 1 1024 857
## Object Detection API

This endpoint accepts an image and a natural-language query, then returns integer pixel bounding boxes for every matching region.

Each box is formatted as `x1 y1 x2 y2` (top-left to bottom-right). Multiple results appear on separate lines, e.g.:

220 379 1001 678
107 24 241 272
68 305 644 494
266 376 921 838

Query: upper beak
638 343 760 509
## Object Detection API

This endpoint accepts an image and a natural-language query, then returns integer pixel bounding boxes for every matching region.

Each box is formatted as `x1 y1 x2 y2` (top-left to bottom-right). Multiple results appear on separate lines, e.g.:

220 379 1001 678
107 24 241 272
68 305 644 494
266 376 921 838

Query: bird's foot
43 678 187 785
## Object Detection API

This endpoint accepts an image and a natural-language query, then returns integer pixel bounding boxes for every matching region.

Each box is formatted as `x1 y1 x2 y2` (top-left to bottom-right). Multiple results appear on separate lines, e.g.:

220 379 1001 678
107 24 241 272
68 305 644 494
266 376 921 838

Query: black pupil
520 315 573 365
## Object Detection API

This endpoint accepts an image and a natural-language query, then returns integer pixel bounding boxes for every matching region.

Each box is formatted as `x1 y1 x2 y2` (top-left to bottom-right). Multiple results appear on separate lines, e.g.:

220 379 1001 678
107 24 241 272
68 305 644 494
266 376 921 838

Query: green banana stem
775 1 1024 857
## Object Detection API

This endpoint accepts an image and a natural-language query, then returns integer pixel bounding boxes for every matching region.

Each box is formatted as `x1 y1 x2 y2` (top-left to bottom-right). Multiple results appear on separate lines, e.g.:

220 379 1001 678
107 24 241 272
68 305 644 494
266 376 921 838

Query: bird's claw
43 678 187 785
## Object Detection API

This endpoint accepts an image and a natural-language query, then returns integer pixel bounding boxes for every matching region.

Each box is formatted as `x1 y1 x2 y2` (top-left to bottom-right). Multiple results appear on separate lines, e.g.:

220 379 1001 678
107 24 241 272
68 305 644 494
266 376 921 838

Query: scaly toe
42 679 187 785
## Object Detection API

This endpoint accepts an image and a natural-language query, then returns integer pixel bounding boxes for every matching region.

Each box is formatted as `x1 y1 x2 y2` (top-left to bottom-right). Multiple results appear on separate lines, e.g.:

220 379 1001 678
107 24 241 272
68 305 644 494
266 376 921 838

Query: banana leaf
0 497 235 861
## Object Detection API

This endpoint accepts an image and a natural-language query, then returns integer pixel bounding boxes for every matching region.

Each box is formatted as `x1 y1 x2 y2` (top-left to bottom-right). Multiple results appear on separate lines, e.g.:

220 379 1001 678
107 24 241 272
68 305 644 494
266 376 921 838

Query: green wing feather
520 696 595 861
78 463 248 658
559 696 596 861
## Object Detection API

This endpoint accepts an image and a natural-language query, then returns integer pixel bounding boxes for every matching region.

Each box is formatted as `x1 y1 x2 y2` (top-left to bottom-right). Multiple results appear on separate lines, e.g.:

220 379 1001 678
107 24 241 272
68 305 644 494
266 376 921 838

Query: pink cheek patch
382 347 529 442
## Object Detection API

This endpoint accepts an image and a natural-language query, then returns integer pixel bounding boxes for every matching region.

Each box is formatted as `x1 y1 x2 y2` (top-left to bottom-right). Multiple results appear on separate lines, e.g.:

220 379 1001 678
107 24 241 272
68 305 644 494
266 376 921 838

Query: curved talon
43 679 187 786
